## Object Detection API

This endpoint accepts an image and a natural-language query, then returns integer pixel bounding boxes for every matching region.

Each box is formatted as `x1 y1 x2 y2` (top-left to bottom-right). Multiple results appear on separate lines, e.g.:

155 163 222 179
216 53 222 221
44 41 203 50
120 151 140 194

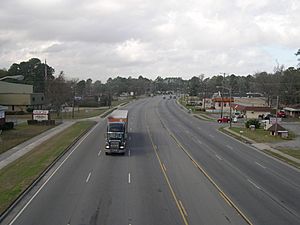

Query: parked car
234 112 243 118
277 110 286 118
217 116 231 123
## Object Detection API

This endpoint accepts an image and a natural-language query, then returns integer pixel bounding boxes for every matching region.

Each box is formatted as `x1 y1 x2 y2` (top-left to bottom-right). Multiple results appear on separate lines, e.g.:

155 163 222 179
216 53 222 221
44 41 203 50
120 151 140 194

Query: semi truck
105 109 128 155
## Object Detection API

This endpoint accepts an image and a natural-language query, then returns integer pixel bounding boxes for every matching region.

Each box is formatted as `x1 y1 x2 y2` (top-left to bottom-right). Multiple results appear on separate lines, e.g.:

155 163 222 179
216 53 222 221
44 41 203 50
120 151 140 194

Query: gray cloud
0 0 299 82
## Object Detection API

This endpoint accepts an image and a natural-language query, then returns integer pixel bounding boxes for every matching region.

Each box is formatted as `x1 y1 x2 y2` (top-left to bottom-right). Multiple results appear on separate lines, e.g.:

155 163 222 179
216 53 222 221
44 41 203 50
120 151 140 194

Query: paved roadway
3 97 300 225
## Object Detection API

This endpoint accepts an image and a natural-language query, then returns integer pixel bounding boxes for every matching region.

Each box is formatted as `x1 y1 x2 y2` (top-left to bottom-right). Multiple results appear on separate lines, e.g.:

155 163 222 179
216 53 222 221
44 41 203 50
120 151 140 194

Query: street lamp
0 75 24 81
216 85 232 128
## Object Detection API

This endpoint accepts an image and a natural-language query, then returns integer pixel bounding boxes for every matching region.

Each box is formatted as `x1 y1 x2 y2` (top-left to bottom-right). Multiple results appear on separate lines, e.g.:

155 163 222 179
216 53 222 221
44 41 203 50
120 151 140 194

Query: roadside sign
33 110 49 121
270 117 282 124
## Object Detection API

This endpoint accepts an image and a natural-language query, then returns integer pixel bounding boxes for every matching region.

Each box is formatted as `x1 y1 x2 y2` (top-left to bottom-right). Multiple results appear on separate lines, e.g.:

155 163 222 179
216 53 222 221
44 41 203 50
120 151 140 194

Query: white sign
0 111 4 119
270 117 282 124
33 110 49 121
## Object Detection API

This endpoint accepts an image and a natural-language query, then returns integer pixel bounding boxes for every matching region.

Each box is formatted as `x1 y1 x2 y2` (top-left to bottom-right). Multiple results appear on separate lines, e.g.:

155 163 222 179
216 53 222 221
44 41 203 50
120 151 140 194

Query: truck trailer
105 110 128 155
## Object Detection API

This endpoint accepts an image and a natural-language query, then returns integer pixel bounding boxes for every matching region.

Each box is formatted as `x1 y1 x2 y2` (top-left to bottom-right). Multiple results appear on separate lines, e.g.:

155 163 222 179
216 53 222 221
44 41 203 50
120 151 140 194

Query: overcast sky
0 0 299 82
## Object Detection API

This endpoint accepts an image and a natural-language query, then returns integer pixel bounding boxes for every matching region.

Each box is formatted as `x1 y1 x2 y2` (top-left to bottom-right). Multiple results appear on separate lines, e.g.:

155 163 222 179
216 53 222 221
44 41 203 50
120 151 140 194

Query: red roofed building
232 104 272 119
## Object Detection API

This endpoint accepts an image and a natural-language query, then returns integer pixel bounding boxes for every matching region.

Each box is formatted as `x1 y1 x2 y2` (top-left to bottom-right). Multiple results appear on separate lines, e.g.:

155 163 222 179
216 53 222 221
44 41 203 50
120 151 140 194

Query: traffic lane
7 121 110 225
126 99 183 225
159 113 300 225
160 100 300 224
164 100 300 196
145 106 248 225
164 100 300 215
168 99 300 181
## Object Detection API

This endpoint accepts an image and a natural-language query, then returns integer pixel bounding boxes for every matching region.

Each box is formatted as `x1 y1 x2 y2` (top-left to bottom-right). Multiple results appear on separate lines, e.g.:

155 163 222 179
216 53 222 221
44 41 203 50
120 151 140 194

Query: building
234 97 268 107
267 124 288 138
0 105 8 125
232 104 271 119
0 81 44 112
212 97 234 113
283 106 300 118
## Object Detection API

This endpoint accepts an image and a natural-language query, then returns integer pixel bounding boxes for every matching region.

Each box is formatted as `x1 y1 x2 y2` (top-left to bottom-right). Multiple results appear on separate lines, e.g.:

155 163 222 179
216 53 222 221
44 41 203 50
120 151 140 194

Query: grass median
0 120 96 214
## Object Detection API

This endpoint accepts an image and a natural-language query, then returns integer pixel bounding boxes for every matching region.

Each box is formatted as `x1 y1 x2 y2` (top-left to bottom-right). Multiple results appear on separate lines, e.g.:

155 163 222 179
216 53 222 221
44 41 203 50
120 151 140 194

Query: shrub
0 122 14 130
245 119 260 129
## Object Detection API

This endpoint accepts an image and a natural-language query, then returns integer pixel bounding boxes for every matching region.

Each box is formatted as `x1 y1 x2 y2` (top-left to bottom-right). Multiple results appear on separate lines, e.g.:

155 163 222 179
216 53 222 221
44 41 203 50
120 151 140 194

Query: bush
245 119 260 129
0 122 14 130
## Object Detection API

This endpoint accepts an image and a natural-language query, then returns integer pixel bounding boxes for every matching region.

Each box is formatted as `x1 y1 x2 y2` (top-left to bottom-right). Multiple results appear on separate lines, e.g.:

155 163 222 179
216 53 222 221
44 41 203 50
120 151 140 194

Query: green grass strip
0 121 95 213
277 148 300 160
262 150 300 169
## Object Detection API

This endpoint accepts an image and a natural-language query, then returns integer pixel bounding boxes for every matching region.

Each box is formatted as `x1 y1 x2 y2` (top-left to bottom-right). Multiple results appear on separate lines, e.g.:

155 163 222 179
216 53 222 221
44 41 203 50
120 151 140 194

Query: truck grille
110 141 119 149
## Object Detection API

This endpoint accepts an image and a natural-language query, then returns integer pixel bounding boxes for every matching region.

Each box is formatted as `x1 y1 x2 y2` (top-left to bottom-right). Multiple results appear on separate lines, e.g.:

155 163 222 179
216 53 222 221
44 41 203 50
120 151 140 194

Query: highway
3 97 300 225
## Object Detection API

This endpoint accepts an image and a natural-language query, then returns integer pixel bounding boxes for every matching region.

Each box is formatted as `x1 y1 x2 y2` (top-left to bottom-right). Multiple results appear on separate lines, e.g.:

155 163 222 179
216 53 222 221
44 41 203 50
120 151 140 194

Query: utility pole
220 73 226 118
275 96 279 135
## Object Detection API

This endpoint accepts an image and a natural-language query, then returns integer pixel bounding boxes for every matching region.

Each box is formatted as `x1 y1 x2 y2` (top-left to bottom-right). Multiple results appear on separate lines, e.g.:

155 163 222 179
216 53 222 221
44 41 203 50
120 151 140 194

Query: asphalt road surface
3 97 300 225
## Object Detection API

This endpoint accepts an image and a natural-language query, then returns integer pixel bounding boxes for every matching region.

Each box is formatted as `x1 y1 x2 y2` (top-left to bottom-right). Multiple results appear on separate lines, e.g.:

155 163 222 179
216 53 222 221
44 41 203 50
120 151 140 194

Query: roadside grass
229 127 294 143
0 124 55 155
262 150 300 169
0 121 95 214
277 148 300 160
51 108 108 120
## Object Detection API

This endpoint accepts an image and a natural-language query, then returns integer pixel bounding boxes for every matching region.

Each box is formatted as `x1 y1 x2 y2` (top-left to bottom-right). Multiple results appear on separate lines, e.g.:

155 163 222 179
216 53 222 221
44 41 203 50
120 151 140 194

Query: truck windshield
108 123 124 132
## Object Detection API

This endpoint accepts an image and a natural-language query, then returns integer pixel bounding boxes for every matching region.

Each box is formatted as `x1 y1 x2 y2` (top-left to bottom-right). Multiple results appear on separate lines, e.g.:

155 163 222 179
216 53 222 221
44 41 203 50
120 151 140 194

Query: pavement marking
209 134 215 138
86 172 92 183
247 179 262 190
219 192 232 207
197 140 202 145
162 163 167 171
159 121 253 225
98 149 102 157
8 122 101 225
215 154 223 160
129 136 132 141
128 149 131 157
226 145 233 150
255 162 266 169
179 200 188 217
146 126 189 225
128 173 131 184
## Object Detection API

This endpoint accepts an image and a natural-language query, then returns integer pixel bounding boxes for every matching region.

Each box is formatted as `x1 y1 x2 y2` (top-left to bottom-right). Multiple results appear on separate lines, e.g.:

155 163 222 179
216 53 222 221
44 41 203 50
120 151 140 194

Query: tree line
0 51 299 110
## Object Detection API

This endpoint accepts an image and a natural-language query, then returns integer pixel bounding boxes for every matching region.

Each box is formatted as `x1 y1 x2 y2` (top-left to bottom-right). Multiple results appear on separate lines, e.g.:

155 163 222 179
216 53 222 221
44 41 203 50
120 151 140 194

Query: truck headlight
120 146 124 149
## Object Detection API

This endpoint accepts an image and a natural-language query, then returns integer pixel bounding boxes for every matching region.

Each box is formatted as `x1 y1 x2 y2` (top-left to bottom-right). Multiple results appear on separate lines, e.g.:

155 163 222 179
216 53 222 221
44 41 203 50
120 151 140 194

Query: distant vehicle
277 110 286 118
234 112 243 118
173 96 176 99
163 96 166 99
233 117 238 123
105 110 128 155
217 116 231 123
263 114 274 120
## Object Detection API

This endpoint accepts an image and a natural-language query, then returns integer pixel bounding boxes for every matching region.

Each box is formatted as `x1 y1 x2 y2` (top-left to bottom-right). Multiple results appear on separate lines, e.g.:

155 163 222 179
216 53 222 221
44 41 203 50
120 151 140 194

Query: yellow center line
146 126 189 225
157 113 253 225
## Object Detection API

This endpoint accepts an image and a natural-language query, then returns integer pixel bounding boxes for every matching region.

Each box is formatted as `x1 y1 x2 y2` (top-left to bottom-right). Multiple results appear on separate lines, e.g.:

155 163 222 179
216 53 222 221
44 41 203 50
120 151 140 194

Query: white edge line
86 172 92 183
128 173 131 184
8 122 100 225
128 149 131 157
98 149 102 157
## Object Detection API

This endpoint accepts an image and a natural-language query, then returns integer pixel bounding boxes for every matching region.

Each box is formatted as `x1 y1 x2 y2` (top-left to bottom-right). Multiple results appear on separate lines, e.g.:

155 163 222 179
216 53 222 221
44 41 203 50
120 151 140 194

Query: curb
221 126 300 165
0 122 96 223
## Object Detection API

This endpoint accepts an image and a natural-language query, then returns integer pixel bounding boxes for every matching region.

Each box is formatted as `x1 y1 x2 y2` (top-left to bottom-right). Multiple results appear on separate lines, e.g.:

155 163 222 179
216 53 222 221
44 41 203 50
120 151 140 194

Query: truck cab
105 110 128 155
